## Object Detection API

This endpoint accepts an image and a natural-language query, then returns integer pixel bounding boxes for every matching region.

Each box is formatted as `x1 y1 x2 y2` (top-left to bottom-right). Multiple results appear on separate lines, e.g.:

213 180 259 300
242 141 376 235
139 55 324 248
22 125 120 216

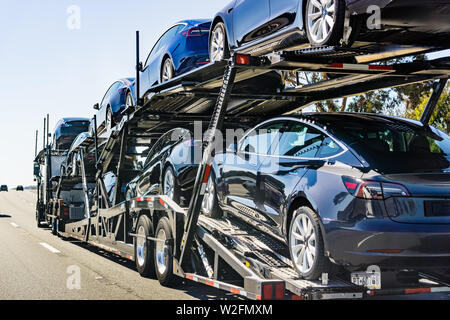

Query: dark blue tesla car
201 113 450 279
93 78 136 133
139 20 211 99
209 0 450 61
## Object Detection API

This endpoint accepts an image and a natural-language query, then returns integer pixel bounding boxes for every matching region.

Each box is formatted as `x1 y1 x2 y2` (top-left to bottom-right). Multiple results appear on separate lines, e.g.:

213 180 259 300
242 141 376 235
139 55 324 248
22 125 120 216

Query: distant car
0 185 8 192
204 113 450 279
209 0 450 61
52 118 91 151
93 78 136 133
16 185 24 191
139 20 211 98
125 128 200 207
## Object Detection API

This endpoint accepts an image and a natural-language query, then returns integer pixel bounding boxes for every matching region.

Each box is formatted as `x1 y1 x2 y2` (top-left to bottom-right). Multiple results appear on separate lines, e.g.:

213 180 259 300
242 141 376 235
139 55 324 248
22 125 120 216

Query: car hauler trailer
39 40 450 300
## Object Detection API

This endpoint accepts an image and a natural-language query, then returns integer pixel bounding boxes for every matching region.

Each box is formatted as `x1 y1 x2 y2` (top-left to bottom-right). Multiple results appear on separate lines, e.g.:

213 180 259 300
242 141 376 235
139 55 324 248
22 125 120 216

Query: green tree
404 83 450 133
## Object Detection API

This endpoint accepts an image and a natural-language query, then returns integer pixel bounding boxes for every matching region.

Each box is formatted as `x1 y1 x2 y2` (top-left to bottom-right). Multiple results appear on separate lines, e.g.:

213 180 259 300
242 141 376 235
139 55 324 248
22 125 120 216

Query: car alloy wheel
163 168 175 200
306 0 340 45
210 23 229 62
161 58 174 83
201 175 215 214
125 91 134 108
290 212 317 274
106 107 113 130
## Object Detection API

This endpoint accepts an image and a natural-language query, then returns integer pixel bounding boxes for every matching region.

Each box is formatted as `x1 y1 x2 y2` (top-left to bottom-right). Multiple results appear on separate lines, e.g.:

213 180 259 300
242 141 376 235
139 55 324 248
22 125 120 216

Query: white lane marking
10 222 19 228
39 242 61 254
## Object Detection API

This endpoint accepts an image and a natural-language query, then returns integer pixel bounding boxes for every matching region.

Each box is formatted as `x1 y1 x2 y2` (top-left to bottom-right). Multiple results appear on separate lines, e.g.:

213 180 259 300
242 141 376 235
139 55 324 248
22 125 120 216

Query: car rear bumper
326 219 450 270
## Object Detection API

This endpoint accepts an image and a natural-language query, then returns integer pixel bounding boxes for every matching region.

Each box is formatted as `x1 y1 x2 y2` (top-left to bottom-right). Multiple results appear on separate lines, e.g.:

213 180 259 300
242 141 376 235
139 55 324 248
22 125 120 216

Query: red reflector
230 288 240 294
205 280 214 287
368 249 403 254
275 283 285 299
203 165 211 183
235 55 250 65
263 284 273 300
405 288 431 294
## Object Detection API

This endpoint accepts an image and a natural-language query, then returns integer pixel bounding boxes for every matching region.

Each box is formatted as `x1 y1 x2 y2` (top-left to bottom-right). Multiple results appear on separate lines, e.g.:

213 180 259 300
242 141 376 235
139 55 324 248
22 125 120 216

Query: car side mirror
93 103 100 110
136 161 144 171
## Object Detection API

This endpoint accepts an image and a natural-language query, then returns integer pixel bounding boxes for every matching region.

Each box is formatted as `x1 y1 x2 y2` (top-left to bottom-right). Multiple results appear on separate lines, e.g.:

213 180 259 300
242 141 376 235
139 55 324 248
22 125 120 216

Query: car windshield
327 117 450 174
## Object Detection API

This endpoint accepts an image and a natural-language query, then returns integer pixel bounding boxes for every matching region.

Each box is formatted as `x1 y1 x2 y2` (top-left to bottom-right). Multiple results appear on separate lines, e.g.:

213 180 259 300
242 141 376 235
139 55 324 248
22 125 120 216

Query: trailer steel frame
37 42 450 300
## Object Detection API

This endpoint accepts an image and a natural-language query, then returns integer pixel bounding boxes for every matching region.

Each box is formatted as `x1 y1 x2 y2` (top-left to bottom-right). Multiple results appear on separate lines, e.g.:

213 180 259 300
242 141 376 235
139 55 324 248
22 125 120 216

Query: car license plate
351 266 381 290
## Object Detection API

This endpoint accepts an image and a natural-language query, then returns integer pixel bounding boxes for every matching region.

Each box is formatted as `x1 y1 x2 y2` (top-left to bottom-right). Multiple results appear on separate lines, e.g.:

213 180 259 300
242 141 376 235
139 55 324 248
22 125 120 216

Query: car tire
288 206 332 280
305 0 346 47
125 91 135 109
106 107 113 131
210 22 230 62
154 217 176 286
162 166 180 203
134 215 156 278
160 58 175 83
201 171 222 219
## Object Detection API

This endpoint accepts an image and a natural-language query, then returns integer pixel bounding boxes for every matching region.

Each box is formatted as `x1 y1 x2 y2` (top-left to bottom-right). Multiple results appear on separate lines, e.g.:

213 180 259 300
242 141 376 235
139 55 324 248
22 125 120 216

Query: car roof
177 19 211 26
61 117 90 123
290 112 429 131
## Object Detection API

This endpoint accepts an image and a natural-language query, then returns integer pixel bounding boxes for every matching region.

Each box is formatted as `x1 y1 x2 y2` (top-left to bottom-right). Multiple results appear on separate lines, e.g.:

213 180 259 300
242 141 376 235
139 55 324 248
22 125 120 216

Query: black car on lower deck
125 128 200 207
203 113 450 279
16 185 24 191
0 185 8 192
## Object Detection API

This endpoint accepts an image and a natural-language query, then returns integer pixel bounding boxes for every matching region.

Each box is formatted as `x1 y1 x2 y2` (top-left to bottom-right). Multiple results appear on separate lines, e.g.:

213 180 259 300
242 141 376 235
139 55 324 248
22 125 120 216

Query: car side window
101 82 119 106
239 122 285 154
317 137 343 158
144 25 182 68
275 122 325 158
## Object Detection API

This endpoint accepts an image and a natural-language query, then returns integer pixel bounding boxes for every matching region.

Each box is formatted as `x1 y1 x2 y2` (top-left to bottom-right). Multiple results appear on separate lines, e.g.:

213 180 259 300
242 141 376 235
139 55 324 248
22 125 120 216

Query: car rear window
62 121 90 135
328 119 450 174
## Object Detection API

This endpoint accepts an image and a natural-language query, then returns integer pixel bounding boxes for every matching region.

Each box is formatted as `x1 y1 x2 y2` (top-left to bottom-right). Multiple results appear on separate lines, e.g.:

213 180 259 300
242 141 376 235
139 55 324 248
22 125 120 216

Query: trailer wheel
134 215 156 277
305 0 345 47
288 206 332 280
154 217 176 286
51 217 58 236
36 209 43 228
201 171 222 219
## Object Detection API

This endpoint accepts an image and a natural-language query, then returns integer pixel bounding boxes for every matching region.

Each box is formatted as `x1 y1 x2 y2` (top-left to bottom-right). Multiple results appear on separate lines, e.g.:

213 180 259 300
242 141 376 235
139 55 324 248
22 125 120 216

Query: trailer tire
134 215 156 278
288 206 332 280
51 217 58 235
154 217 176 286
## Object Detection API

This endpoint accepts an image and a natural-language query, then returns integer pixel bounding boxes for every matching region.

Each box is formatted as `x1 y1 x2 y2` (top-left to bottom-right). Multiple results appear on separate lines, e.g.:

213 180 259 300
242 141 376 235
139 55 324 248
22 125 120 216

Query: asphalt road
0 190 449 300
0 190 237 300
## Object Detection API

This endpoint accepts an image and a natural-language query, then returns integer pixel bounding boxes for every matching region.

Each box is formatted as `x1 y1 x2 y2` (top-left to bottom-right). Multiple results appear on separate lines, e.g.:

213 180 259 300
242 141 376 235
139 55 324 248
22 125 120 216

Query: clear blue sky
0 0 227 187
0 1 449 187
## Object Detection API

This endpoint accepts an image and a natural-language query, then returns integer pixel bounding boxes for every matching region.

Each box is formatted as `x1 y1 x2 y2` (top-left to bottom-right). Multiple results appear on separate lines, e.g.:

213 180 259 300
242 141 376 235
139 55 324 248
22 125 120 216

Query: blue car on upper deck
139 20 211 100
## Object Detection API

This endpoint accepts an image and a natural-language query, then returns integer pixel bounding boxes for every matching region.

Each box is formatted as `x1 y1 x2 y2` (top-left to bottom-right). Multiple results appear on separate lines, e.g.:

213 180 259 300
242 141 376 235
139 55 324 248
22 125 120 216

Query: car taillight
182 27 208 37
342 177 409 200
60 200 69 216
